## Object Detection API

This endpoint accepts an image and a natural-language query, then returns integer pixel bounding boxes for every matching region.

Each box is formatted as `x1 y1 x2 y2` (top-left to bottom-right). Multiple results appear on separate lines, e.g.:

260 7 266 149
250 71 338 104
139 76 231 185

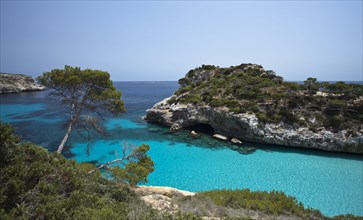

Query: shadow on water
61 110 363 161
249 142 363 162
105 120 363 161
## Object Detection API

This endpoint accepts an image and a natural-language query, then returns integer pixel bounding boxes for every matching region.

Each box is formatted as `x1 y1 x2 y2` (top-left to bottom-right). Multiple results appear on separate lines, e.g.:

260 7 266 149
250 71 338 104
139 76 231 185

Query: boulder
231 138 243 144
213 134 229 141
190 130 199 137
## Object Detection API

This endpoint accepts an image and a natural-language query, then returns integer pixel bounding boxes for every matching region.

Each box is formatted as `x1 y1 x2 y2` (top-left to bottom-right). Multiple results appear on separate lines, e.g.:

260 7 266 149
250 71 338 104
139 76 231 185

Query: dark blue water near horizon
0 81 362 217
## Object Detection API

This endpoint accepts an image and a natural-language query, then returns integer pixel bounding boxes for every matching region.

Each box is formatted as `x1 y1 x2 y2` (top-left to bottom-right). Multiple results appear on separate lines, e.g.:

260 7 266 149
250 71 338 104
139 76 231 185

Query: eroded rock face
146 97 363 154
0 73 45 94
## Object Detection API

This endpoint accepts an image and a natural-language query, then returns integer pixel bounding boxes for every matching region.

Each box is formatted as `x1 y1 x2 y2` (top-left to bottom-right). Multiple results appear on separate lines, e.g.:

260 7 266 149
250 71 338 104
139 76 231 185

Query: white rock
231 138 243 144
213 134 229 141
190 130 198 137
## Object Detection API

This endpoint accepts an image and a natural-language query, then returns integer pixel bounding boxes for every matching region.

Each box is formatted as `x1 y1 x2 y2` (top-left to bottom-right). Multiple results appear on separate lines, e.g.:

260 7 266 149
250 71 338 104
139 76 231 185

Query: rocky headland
146 64 363 153
0 73 45 94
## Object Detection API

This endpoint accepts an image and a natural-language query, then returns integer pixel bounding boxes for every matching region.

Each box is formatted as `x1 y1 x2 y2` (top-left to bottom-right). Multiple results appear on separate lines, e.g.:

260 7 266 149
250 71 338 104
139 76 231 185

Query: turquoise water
0 82 362 217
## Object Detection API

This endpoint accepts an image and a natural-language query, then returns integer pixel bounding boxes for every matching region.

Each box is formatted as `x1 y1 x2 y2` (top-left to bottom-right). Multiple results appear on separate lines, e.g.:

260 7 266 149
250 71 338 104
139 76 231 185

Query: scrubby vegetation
0 122 158 219
199 189 322 218
169 64 363 133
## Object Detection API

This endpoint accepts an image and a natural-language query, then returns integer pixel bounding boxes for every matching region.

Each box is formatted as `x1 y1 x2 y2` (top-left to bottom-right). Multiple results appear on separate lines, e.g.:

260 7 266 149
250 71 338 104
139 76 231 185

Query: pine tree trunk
57 104 75 154
57 120 73 154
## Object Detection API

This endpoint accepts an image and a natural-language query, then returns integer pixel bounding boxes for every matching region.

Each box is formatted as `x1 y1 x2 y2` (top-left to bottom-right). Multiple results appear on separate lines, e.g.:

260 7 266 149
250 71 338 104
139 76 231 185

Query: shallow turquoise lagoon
1 82 362 217
68 117 363 217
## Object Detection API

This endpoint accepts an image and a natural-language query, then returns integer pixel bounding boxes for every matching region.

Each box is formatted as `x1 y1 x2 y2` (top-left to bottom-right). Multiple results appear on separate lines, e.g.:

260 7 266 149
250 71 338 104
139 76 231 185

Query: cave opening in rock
186 123 215 135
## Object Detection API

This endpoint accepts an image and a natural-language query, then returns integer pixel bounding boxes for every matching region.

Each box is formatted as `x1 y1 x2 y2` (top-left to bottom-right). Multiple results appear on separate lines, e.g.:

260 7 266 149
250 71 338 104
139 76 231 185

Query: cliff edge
146 63 363 153
0 73 45 94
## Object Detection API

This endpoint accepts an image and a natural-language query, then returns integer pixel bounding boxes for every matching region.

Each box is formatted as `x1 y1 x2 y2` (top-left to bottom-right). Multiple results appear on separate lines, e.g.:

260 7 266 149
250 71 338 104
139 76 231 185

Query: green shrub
326 116 343 130
178 78 190 86
328 99 346 109
210 99 226 107
278 108 298 124
201 64 217 70
187 70 196 78
287 99 299 108
175 86 192 96
257 112 268 123
199 189 323 218
179 94 202 105
0 122 159 219
167 97 178 105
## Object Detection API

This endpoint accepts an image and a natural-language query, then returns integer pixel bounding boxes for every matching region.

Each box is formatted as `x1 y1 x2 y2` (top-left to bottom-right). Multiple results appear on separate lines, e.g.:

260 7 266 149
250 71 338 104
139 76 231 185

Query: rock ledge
0 73 45 94
146 97 363 154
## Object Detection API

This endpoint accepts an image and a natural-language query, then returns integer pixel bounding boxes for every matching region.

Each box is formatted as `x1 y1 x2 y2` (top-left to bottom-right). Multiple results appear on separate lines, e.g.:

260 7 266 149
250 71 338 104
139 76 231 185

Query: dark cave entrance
186 123 215 135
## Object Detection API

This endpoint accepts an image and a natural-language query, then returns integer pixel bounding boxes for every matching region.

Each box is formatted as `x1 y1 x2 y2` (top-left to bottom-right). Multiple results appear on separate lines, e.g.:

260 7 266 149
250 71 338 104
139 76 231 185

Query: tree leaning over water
38 65 125 154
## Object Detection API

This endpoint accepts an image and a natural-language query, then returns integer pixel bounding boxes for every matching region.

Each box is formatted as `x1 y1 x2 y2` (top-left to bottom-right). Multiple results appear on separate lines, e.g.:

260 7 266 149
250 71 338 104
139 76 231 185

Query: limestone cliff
146 64 363 153
0 73 45 94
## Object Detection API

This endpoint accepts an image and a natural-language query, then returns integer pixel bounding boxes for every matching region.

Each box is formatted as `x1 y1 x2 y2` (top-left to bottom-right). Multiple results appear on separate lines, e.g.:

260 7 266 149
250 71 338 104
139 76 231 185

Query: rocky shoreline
146 96 363 154
0 73 45 94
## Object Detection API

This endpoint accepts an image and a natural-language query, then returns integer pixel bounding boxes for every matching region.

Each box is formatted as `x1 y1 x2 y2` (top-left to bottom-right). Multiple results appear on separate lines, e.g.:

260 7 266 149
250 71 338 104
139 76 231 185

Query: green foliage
75 162 101 177
171 63 363 132
38 65 125 114
167 96 178 105
0 122 160 219
278 108 298 124
175 86 192 96
326 81 347 94
0 122 20 167
37 65 126 153
326 115 343 130
179 94 202 105
287 99 299 108
187 70 196 78
304 77 319 95
210 98 226 107
200 64 217 70
199 189 323 218
111 144 155 186
327 99 346 109
178 77 191 87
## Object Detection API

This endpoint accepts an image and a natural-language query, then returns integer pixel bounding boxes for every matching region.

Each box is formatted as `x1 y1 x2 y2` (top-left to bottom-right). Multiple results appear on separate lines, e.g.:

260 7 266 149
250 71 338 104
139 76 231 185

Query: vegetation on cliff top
168 64 363 133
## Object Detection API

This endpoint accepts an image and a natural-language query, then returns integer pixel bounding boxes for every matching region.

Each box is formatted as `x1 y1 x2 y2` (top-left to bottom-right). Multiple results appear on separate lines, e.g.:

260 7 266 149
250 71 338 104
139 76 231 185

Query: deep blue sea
0 81 362 217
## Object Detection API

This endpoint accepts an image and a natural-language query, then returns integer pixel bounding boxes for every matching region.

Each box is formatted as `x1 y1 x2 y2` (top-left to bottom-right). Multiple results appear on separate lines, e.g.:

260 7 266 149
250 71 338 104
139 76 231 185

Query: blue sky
1 1 362 81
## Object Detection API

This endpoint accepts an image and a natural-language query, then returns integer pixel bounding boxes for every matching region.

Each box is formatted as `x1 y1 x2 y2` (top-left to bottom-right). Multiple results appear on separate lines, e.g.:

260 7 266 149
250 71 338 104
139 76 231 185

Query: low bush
0 122 159 219
198 189 324 218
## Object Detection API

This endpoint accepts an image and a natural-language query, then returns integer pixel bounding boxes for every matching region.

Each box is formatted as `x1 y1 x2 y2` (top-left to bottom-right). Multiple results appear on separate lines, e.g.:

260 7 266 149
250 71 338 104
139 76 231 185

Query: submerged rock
0 73 45 94
148 128 160 132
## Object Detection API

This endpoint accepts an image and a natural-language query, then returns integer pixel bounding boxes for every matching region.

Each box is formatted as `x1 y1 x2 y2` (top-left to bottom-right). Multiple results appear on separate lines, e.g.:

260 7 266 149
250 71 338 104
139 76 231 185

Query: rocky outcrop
146 97 363 154
133 185 314 219
0 73 45 94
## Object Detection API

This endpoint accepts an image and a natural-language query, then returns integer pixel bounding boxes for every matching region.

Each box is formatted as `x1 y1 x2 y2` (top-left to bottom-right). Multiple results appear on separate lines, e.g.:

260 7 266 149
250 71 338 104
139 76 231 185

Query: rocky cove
145 64 363 154
0 73 45 94
145 97 363 154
